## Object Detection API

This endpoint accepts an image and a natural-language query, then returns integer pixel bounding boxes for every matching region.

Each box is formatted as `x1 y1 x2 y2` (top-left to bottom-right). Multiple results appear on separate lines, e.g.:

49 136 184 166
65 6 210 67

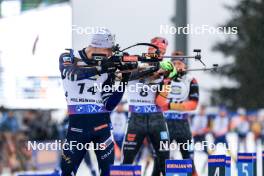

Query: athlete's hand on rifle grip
100 59 117 73
121 72 131 82
159 60 177 78
157 68 167 75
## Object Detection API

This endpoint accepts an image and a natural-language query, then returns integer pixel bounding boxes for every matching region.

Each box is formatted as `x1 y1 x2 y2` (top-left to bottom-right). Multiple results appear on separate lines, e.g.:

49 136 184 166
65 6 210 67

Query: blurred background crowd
1 104 264 174
0 108 61 173
0 0 263 175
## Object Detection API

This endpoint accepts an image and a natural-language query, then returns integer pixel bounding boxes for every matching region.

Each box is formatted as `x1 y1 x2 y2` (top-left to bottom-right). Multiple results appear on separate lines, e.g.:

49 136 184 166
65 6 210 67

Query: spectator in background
0 106 7 126
14 131 34 171
192 105 209 154
3 132 19 173
0 133 3 174
22 110 59 140
22 110 40 140
110 102 128 149
258 110 264 146
110 102 128 162
0 111 19 133
249 112 262 151
231 108 250 152
212 107 230 150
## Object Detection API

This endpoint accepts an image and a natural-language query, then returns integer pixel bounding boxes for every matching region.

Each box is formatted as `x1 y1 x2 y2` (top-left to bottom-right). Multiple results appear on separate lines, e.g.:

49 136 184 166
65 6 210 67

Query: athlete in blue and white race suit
59 29 128 176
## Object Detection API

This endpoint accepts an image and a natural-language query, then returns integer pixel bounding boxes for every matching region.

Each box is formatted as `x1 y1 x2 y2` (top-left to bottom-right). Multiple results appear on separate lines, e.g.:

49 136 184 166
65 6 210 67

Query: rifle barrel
162 55 196 59
185 68 216 72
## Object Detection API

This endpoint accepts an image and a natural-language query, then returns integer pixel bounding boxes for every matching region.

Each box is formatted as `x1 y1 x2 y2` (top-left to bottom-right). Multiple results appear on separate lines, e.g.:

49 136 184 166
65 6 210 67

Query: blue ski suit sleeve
59 52 99 81
101 73 127 111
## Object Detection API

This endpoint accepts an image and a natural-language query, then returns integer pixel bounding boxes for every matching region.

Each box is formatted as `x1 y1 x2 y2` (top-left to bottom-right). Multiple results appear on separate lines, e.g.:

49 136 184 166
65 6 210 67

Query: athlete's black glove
100 59 117 73
121 72 131 82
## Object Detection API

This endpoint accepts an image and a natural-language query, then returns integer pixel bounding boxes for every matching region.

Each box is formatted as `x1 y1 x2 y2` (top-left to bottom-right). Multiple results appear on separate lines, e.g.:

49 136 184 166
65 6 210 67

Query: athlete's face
87 47 113 58
220 111 227 117
240 115 247 121
148 47 166 58
159 49 166 57
173 60 186 72
199 107 206 116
